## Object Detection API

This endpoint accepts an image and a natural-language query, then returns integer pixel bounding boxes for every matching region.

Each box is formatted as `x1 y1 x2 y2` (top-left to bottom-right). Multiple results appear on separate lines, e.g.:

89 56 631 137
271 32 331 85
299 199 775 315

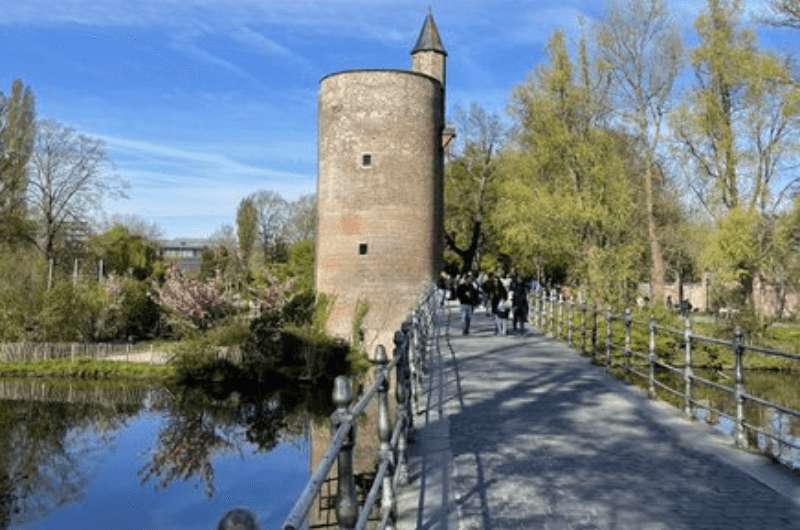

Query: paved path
396 308 800 529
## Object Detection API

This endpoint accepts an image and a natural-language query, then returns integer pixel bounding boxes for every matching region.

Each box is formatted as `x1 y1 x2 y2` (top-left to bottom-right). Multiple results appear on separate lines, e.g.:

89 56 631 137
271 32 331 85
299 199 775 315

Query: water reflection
629 368 800 470
0 378 333 529
140 384 330 498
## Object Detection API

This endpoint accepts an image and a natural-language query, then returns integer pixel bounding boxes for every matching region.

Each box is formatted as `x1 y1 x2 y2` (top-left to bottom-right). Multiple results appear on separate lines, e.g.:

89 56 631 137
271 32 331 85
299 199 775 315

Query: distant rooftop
159 238 212 249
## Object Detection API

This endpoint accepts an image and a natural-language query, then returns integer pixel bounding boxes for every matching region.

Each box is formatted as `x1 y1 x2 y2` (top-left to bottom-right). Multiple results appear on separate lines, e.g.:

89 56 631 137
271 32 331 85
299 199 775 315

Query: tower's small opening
358 243 368 255
361 153 372 168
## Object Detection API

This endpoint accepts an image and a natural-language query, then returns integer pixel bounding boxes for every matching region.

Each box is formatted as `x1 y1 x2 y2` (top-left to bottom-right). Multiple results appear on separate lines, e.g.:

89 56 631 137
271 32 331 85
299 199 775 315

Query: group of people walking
438 271 532 336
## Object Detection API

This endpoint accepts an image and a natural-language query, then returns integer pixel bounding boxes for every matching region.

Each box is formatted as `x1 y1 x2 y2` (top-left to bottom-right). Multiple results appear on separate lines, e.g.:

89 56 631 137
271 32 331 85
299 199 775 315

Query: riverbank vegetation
444 0 800 348
0 359 174 379
0 80 359 383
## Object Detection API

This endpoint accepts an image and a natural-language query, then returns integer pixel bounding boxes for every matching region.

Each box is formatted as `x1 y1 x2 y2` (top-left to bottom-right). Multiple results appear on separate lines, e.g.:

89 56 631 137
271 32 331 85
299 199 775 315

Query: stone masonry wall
316 70 444 355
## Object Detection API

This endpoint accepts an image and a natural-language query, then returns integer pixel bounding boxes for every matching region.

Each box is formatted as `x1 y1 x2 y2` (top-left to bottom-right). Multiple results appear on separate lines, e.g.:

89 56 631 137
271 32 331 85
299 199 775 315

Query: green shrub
37 282 105 342
207 319 251 347
351 300 369 354
241 304 350 381
281 325 350 381
282 290 316 326
312 293 334 334
170 337 241 383
241 309 285 377
287 239 314 292
99 278 160 341
0 247 47 341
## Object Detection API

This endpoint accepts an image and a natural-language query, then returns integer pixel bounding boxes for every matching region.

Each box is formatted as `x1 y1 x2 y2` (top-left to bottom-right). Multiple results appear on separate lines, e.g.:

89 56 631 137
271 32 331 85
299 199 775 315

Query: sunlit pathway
396 307 800 529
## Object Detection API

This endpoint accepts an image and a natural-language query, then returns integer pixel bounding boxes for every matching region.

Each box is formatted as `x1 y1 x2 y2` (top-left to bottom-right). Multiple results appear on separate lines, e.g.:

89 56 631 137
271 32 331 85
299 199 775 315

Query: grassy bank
0 359 175 379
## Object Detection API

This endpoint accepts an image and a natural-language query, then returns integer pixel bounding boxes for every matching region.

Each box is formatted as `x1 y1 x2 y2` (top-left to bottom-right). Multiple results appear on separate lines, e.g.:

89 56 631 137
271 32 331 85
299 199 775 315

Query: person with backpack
492 279 509 336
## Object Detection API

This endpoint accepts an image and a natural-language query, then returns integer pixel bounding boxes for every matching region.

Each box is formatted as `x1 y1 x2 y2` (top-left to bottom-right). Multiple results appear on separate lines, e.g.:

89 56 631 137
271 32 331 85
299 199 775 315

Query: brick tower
315 12 448 354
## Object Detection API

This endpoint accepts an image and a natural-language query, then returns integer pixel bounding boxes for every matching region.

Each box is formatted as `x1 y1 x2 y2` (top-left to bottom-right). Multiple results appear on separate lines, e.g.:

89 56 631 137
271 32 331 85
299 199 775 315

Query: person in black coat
511 275 529 333
456 274 479 335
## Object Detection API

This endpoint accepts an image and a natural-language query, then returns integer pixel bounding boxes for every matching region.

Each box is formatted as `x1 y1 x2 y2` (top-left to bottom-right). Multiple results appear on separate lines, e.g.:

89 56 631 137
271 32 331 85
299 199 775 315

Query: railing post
605 307 612 369
536 288 544 333
403 317 419 416
332 376 357 530
544 290 549 335
542 289 547 332
537 290 543 330
401 322 416 437
547 290 553 336
683 317 693 419
580 304 587 354
591 305 598 360
567 301 574 347
734 326 747 448
375 346 395 528
557 294 564 339
623 308 632 376
648 315 656 399
394 330 410 484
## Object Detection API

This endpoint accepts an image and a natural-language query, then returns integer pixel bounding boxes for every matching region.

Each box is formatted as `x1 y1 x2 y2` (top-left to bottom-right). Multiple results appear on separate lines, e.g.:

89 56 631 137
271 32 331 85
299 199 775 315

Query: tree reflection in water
0 378 334 528
0 397 136 529
139 383 332 497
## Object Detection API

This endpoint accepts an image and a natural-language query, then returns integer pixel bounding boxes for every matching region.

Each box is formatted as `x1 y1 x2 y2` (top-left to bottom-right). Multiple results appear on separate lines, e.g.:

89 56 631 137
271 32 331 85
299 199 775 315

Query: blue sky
2 0 797 237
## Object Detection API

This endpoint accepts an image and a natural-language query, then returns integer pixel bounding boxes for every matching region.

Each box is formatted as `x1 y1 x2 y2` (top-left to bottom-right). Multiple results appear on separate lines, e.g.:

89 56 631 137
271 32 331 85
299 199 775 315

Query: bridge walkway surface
395 307 800 529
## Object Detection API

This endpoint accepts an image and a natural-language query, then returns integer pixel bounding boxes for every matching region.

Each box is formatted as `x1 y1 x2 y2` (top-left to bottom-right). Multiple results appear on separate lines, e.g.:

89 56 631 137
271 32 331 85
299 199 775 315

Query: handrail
531 287 800 460
281 284 438 530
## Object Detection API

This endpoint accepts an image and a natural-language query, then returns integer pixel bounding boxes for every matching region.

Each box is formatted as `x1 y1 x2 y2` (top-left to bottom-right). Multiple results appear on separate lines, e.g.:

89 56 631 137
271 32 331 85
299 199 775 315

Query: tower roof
411 12 447 56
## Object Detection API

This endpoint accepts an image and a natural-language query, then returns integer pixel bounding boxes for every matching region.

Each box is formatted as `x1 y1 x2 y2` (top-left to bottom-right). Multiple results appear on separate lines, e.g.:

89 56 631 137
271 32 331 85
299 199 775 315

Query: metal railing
281 286 438 530
532 288 800 455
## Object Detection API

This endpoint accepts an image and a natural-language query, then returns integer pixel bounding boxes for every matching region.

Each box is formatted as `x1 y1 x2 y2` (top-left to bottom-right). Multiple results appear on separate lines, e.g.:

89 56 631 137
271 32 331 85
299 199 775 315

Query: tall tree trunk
445 220 481 274
645 164 666 302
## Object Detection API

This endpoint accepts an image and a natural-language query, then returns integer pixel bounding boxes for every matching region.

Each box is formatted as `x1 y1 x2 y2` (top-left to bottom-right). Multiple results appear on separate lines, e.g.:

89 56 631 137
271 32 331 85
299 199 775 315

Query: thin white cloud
97 133 312 182
171 29 261 82
96 133 316 236
232 27 294 58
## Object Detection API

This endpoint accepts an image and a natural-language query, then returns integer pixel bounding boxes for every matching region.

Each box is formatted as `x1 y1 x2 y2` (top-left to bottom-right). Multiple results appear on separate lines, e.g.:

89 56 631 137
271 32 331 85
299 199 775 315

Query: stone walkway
396 308 800 529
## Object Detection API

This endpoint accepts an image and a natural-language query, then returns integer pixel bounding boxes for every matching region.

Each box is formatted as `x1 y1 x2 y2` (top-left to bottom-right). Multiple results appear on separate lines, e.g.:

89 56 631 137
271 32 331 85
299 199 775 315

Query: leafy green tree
0 247 47 341
286 238 315 292
496 30 646 302
90 224 160 280
236 197 257 265
100 276 160 340
444 103 505 274
672 0 800 314
673 0 798 215
0 79 35 245
596 0 683 302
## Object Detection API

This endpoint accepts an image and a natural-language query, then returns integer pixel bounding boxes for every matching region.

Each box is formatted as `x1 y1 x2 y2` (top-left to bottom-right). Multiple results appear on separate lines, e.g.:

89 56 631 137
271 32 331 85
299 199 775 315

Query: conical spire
411 11 447 56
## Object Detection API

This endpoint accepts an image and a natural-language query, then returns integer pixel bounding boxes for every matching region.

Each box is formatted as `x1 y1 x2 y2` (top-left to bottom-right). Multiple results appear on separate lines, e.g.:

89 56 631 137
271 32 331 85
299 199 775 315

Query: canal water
0 378 335 530
619 367 800 470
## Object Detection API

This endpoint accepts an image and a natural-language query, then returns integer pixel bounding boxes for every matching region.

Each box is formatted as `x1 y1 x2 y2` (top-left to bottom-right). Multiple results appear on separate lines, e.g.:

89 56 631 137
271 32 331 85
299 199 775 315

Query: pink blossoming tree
155 266 227 330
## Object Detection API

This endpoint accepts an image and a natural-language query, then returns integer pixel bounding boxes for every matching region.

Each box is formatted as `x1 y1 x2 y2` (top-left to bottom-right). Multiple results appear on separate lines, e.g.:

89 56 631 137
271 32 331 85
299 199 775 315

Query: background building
159 238 210 274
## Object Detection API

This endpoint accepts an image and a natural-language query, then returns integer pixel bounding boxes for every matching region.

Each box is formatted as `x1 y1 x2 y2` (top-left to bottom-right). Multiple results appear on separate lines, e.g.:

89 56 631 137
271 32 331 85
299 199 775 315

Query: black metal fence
279 286 438 530
532 288 800 456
